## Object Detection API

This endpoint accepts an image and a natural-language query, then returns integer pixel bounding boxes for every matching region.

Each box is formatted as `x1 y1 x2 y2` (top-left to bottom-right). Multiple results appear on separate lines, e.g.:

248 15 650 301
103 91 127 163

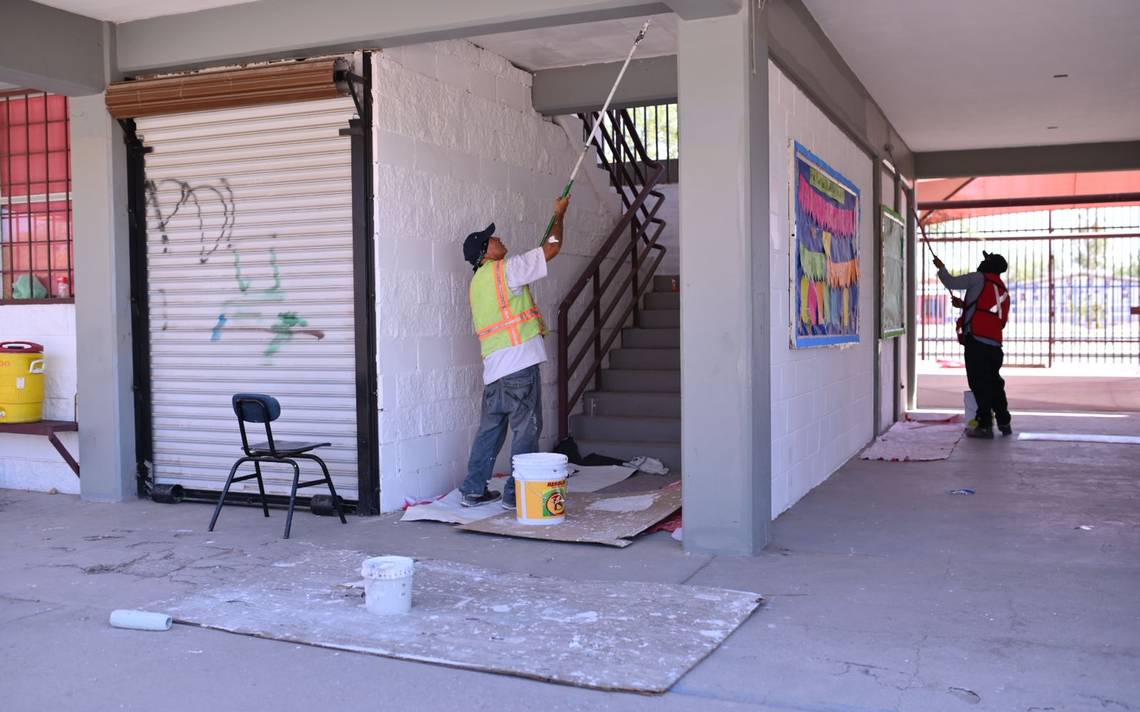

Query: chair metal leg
283 459 301 539
301 453 347 524
209 457 249 532
253 461 270 517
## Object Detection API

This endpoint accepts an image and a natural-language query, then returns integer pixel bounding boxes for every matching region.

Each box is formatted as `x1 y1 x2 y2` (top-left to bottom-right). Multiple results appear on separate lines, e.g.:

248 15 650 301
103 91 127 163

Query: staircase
571 274 681 470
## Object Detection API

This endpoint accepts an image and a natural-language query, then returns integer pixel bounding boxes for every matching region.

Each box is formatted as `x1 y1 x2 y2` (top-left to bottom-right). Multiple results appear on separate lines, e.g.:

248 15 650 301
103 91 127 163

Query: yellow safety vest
470 259 547 358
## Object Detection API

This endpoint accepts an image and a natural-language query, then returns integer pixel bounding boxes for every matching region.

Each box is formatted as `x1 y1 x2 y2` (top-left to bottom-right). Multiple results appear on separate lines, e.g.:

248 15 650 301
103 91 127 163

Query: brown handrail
557 109 668 440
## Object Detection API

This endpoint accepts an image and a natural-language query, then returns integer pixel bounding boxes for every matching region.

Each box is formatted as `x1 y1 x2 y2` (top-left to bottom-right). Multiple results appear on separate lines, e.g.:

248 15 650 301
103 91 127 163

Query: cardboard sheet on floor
457 487 682 548
1018 432 1140 445
399 466 637 526
861 420 965 461
158 548 762 694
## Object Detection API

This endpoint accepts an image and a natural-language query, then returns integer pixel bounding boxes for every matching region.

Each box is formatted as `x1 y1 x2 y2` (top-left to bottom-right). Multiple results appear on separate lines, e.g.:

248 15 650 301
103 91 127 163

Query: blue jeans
460 364 542 501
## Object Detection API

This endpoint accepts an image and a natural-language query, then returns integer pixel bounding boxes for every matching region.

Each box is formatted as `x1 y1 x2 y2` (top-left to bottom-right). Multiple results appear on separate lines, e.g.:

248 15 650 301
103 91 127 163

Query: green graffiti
233 251 251 292
266 312 308 356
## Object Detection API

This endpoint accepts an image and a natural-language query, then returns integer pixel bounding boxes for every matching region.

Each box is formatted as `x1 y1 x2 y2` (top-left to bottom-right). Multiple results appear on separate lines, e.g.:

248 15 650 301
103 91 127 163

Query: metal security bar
585 103 678 183
917 204 1140 366
0 90 73 303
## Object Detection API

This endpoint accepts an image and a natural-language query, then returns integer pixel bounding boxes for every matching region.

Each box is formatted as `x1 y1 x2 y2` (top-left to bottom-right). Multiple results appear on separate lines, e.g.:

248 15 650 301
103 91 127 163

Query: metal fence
918 205 1140 366
584 103 678 183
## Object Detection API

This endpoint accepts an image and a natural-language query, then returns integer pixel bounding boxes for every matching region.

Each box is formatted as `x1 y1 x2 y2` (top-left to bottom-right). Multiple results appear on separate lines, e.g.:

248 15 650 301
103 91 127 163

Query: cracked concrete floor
1 412 1138 712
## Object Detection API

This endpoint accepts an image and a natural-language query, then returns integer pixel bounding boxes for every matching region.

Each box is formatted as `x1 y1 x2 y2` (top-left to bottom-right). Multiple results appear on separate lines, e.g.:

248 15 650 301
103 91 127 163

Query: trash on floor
109 609 172 631
399 465 638 525
623 455 670 475
862 420 965 461
157 549 763 694
948 488 976 496
1017 432 1140 445
1075 525 1094 531
459 488 682 548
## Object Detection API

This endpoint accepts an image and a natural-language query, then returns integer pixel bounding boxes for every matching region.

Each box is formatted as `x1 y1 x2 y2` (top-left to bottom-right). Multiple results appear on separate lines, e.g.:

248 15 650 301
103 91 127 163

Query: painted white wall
372 42 622 511
768 60 875 519
0 304 80 494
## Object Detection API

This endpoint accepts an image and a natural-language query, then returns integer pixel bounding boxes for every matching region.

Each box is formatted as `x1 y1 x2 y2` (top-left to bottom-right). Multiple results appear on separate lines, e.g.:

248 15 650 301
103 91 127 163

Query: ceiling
34 0 256 23
469 14 677 72
802 0 1140 152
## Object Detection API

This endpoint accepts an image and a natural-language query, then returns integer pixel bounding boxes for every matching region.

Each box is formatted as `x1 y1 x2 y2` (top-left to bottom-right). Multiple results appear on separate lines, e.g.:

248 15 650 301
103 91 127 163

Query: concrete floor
918 370 1140 413
1 413 1138 712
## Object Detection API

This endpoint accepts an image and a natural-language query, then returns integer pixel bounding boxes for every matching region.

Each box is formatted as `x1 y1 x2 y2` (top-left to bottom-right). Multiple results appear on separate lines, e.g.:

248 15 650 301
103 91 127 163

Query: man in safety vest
457 195 570 508
935 251 1012 439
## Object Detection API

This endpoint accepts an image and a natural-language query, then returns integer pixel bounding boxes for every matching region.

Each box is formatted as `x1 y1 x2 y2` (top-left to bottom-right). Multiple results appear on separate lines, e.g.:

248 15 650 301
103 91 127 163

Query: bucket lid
511 452 569 466
0 341 43 353
361 555 415 580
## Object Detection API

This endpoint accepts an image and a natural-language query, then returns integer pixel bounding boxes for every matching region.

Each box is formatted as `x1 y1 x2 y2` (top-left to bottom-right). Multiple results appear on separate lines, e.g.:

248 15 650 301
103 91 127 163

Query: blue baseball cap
463 223 495 271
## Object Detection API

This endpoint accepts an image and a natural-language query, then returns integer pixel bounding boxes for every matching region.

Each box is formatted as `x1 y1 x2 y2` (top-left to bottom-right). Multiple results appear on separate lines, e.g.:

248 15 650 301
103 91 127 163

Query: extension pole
539 19 652 246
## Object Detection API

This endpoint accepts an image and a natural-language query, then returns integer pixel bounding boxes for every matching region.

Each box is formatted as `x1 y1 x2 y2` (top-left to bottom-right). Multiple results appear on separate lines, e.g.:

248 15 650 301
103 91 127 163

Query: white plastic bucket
512 452 569 526
964 390 978 423
361 555 415 615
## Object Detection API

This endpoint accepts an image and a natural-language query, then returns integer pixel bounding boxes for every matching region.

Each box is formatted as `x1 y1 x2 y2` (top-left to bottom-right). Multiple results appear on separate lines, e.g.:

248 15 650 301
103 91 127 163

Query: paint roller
912 206 964 307
538 19 653 246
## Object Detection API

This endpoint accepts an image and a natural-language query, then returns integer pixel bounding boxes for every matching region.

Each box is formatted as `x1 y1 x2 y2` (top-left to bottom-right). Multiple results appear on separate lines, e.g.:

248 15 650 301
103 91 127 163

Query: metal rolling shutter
137 96 359 500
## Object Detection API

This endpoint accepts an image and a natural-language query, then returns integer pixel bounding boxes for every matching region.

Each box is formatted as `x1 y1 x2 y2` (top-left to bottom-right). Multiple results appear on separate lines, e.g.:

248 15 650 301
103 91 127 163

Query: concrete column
677 7 770 555
71 95 135 502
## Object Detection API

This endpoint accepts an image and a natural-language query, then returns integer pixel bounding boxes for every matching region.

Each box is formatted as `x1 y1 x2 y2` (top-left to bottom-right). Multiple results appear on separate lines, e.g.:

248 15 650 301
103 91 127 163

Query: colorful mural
792 142 861 348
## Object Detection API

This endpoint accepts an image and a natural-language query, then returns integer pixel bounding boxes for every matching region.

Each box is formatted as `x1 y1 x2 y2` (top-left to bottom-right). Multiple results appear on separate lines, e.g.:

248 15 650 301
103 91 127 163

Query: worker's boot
965 425 994 439
997 422 1013 436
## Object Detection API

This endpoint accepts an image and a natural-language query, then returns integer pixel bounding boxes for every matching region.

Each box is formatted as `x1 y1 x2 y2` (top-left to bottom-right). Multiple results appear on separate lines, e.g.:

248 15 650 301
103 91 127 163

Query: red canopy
917 171 1140 224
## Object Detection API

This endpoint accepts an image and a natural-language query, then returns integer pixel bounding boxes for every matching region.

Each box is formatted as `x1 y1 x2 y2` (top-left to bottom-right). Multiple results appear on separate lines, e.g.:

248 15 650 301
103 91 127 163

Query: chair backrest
232 393 281 455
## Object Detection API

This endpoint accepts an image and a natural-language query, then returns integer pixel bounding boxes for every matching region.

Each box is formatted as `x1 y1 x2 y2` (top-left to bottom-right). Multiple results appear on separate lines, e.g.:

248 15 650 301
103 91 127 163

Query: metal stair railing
557 108 668 441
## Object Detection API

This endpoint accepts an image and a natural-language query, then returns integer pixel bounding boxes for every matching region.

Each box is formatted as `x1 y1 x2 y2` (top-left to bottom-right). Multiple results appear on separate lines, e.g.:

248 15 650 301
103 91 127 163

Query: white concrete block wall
0 304 80 494
768 61 875 518
373 43 622 511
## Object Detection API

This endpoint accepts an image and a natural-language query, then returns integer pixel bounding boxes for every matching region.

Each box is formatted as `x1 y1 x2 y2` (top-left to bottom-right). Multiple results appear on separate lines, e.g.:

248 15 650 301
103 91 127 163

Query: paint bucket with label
512 452 568 525
361 555 414 615
0 341 46 424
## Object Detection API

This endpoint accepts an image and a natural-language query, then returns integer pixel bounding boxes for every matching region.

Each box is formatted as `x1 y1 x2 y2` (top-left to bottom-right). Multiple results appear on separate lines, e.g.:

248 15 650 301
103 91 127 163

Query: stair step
574 439 682 472
609 348 680 370
644 292 680 310
571 414 680 443
581 391 681 418
622 327 679 349
600 369 680 393
652 274 679 293
638 309 679 329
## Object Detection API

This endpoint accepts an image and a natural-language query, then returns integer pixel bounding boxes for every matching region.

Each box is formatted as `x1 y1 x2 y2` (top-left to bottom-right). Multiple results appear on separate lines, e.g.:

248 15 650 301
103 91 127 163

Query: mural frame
789 141 862 349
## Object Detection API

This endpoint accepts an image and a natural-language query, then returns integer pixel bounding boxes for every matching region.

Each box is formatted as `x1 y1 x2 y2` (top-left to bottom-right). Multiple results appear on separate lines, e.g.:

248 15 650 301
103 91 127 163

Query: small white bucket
512 452 569 526
964 390 977 423
361 555 415 615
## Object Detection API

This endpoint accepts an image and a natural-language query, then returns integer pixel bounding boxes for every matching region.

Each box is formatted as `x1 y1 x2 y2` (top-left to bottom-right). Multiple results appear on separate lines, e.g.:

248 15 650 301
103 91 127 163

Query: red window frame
0 90 73 304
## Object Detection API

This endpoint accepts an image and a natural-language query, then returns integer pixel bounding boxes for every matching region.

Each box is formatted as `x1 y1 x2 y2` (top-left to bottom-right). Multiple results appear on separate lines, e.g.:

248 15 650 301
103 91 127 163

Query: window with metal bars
0 90 73 303
585 103 679 183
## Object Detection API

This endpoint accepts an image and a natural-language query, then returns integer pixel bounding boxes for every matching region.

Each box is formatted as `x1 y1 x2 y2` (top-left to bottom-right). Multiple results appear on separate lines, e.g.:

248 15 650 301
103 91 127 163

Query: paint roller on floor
538 19 653 247
109 609 173 631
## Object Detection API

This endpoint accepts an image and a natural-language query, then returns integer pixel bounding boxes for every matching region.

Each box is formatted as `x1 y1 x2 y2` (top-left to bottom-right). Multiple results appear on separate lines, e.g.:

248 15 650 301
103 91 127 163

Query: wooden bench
0 420 79 477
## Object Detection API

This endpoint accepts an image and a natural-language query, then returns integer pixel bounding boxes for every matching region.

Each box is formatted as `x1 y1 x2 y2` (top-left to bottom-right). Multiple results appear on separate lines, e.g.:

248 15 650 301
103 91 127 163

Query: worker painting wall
0 304 79 493
372 43 622 511
768 61 876 519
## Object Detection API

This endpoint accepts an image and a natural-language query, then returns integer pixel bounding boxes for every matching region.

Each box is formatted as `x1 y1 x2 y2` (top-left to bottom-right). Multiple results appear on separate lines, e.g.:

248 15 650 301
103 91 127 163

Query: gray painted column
677 7 770 555
71 95 135 502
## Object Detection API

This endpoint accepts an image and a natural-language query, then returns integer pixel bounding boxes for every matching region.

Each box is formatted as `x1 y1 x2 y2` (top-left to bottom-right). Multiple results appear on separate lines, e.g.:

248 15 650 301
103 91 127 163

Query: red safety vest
956 274 1010 345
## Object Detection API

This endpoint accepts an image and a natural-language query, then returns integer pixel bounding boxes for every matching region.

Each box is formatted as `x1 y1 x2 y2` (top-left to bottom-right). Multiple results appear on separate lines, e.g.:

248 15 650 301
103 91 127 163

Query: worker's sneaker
500 495 517 511
965 425 994 439
460 489 502 508
997 423 1013 436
